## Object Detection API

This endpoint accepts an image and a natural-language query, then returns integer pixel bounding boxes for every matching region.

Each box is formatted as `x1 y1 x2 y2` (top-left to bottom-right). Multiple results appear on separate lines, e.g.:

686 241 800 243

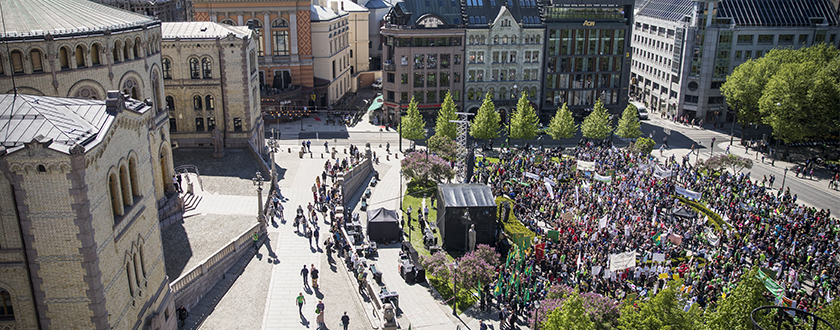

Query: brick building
161 21 264 151
0 93 175 330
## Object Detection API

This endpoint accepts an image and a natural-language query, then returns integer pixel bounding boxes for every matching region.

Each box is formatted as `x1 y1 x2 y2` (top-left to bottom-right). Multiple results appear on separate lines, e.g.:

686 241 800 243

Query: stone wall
340 158 372 205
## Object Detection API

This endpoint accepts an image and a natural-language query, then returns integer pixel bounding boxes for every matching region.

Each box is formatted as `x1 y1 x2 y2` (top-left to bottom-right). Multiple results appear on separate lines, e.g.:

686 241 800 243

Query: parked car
638 108 649 120
372 77 383 90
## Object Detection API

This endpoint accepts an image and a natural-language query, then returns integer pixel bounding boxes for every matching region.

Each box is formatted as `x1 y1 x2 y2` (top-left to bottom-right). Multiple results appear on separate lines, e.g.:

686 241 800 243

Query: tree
705 267 771 330
455 245 499 291
400 96 426 141
815 299 840 330
547 103 577 141
434 91 458 140
581 99 613 140
427 135 458 161
508 93 540 142
470 92 501 145
724 154 753 174
629 137 656 155
617 286 702 330
543 295 596 330
400 151 455 184
616 103 642 140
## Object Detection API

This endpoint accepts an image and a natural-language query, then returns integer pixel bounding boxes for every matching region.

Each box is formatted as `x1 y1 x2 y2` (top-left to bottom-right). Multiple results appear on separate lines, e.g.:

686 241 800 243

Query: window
401 74 408 84
0 289 12 321
193 95 203 110
684 95 698 103
272 18 289 28
248 19 264 56
440 72 450 87
454 54 461 64
134 37 142 58
91 43 101 65
30 49 43 72
189 58 200 79
414 91 423 103
414 73 424 87
10 51 22 73
233 118 243 131
427 90 436 104
469 51 476 63
113 41 121 63
778 34 793 44
59 47 70 69
109 174 124 217
757 34 773 44
427 73 436 87
273 31 290 56
166 96 174 111
453 72 461 83
201 57 212 78
401 92 408 101
441 54 450 69
162 58 172 79
205 95 215 110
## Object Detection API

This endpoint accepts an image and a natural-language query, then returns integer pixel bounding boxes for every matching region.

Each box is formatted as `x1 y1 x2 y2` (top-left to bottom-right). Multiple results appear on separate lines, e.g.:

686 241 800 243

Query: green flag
652 232 662 246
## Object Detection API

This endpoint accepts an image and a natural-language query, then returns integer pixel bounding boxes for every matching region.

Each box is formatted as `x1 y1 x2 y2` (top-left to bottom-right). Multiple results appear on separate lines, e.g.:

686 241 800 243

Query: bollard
396 153 399 159
321 153 324 159
344 148 347 154
310 152 313 158
386 155 390 161
288 148 291 153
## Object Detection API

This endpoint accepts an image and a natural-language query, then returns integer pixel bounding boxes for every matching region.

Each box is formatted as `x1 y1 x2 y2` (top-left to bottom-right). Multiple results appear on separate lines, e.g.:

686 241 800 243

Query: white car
372 77 383 90
638 108 649 120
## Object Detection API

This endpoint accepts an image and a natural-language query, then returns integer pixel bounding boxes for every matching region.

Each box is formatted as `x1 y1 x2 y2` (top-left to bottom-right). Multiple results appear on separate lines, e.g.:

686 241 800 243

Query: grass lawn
401 183 477 313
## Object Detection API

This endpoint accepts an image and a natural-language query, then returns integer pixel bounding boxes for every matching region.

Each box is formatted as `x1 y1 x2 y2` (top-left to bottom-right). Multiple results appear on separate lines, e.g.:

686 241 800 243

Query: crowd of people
473 141 839 326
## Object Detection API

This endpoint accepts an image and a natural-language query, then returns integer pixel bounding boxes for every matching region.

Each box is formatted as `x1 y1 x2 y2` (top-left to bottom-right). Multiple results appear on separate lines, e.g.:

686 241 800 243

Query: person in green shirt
296 292 306 315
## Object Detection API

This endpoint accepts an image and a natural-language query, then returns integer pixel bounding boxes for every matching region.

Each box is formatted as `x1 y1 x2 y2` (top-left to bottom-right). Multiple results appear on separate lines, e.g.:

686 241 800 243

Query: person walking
296 292 306 316
311 264 320 288
341 312 350 330
301 265 310 287
177 305 188 327
252 232 259 251
314 226 320 247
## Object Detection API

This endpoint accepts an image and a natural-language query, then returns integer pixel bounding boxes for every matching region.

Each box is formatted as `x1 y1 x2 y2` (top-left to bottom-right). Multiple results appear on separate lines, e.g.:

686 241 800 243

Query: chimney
331 1 339 12
106 90 125 115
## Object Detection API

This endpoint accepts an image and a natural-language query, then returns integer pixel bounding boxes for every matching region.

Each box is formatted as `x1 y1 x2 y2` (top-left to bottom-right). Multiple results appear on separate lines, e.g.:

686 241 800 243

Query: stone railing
169 223 262 308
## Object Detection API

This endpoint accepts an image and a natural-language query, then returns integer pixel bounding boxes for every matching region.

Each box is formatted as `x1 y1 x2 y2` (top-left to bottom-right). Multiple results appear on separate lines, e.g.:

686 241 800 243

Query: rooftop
635 0 694 22
161 21 252 39
0 93 151 155
0 0 159 39
717 0 839 27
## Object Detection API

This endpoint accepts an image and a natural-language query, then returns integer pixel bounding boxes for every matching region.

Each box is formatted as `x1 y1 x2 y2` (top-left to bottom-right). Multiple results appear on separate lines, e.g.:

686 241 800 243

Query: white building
311 0 354 106
630 0 840 123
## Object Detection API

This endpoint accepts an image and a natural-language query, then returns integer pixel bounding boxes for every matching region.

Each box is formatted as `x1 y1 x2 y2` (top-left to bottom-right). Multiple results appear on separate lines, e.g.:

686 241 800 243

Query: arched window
502 35 508 44
126 263 134 296
74 87 99 99
193 95 202 110
166 96 175 111
488 88 495 100
536 35 541 44
201 57 212 78
10 50 22 73
119 165 132 206
139 246 146 277
271 18 289 27
75 45 85 67
123 79 139 100
220 19 236 25
530 87 537 99
493 35 499 44
113 41 121 63
247 19 264 56
205 95 214 110
109 173 124 217
0 54 5 75
189 58 200 79
129 157 140 197
0 288 13 320
480 36 486 44
59 47 70 69
30 49 43 72
511 35 517 44
467 89 475 100
91 43 101 65
469 36 474 44
500 87 507 99
162 58 172 79
134 37 142 58
123 40 131 60
133 253 142 287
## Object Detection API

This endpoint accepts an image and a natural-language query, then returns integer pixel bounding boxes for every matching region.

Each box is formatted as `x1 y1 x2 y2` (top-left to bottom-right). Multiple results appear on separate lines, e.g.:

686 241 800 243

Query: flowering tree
455 245 499 291
535 287 619 330
420 251 452 283
401 151 455 184
427 135 458 161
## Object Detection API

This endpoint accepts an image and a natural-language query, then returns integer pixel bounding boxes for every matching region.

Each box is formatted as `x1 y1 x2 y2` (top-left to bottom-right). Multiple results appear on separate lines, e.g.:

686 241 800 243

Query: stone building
161 21 263 151
91 0 193 22
540 0 633 120
191 0 317 107
463 5 544 121
381 0 466 125
630 0 840 122
0 92 175 330
311 0 354 107
361 0 395 70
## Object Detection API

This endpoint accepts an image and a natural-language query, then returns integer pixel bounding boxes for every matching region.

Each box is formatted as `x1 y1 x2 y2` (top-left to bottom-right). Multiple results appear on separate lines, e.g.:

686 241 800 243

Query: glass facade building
541 0 633 119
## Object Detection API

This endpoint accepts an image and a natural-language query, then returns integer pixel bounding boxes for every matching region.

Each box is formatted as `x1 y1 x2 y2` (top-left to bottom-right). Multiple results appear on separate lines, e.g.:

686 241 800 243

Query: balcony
384 63 396 71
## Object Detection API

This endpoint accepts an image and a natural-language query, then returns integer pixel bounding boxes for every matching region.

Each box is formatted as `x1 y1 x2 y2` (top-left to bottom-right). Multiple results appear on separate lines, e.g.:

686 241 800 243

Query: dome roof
0 0 159 40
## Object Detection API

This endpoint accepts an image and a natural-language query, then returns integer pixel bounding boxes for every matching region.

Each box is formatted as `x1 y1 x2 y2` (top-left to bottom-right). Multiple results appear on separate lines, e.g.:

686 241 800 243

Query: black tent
671 207 698 219
437 184 497 251
367 208 401 242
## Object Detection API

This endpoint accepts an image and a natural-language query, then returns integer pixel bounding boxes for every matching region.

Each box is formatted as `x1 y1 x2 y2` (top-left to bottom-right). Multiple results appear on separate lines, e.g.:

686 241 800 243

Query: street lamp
508 85 518 148
711 137 716 157
781 167 789 192
729 112 736 146
451 260 459 315
533 300 542 330
252 171 265 226
267 130 279 190
398 101 404 153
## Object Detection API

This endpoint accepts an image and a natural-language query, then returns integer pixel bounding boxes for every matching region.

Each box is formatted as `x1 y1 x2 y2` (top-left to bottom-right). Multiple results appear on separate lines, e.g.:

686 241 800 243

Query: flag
653 232 663 246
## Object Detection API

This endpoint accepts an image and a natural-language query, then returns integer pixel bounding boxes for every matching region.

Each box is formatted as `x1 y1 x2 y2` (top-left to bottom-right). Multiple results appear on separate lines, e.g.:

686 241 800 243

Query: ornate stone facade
161 22 263 151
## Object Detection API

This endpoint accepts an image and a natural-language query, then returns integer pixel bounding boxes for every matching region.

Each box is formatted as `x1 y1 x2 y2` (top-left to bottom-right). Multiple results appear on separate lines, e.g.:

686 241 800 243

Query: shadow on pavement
162 221 193 279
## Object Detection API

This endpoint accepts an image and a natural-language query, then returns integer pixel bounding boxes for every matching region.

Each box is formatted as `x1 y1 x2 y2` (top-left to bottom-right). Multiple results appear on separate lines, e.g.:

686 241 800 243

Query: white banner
652 253 666 262
609 251 637 272
577 160 596 171
524 172 540 180
575 186 580 205
705 227 720 246
594 173 612 183
545 181 554 199
654 166 672 178
544 177 556 186
592 266 602 278
599 214 609 230
676 186 702 200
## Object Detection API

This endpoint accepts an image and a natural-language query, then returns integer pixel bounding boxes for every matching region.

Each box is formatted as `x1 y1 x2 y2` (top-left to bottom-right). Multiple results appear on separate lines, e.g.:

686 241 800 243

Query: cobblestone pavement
162 213 257 280
173 148 263 196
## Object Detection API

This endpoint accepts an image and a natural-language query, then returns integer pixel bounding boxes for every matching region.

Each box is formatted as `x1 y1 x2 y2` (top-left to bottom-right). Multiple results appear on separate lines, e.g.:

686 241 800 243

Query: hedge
495 196 536 248
674 195 733 234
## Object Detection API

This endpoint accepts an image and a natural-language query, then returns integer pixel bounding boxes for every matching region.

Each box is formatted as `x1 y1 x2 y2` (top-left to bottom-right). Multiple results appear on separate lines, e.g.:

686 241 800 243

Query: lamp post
252 171 265 226
781 167 789 192
398 102 404 152
508 85 518 148
267 130 279 190
451 261 459 315
729 112 736 146
533 300 541 330
710 137 716 157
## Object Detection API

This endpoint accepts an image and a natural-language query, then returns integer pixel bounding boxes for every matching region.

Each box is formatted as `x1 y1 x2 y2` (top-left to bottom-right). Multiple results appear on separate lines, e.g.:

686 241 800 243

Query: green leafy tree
400 96 426 141
508 93 540 142
547 103 577 141
543 295 596 330
427 135 458 161
630 137 656 155
616 103 642 140
815 299 840 330
617 285 702 330
581 99 613 140
434 91 458 140
470 92 501 145
705 267 771 330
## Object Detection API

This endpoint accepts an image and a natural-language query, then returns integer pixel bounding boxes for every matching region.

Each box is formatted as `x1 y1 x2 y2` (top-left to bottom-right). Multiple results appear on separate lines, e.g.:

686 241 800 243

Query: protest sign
675 186 701 200
609 251 636 271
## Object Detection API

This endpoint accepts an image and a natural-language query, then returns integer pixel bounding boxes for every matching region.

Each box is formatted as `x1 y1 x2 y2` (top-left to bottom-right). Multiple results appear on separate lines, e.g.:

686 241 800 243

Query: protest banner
675 186 702 200
654 166 672 178
577 160 596 171
609 251 636 271
594 173 612 183
652 253 666 262
524 172 540 180
545 181 554 199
